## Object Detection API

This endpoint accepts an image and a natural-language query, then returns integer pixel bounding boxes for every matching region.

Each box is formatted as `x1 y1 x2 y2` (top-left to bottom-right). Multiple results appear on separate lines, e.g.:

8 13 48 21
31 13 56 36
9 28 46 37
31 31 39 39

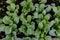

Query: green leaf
32 37 39 40
27 0 32 2
34 29 41 37
20 0 35 14
15 38 23 40
38 14 43 19
35 4 39 11
42 10 46 15
32 38 38 40
6 11 12 16
23 37 31 40
19 14 25 21
44 14 51 20
48 20 55 28
52 6 57 13
22 19 27 25
39 4 45 12
57 6 60 10
14 5 19 13
45 5 52 12
12 13 17 18
40 0 47 3
7 4 15 11
44 23 49 33
29 3 35 11
26 25 35 35
0 24 5 32
55 10 60 18
27 15 32 22
42 20 46 24
45 36 52 40
33 12 38 18
40 38 44 40
56 38 60 40
40 32 44 37
14 16 19 24
5 26 12 34
6 0 15 4
16 5 19 10
22 8 28 14
55 18 60 24
49 29 56 36
4 35 12 40
20 1 26 7
56 29 60 36
3 16 13 25
38 22 43 29
19 25 26 34
12 24 17 29
57 25 60 29
27 28 34 35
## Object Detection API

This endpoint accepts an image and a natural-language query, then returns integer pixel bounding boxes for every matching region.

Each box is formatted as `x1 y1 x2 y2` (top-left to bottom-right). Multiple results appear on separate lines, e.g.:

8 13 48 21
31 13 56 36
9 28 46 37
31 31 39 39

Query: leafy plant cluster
0 0 60 40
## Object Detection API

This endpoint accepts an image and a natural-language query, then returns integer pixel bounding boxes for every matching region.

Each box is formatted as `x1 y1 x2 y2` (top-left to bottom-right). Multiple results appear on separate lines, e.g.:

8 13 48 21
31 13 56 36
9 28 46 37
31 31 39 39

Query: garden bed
0 0 60 40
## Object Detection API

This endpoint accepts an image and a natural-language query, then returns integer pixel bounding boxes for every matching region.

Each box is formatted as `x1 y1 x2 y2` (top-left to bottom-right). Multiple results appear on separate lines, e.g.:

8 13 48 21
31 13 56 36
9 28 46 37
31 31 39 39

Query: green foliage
5 26 12 34
0 24 5 32
3 16 13 25
45 5 52 12
0 0 60 40
38 22 43 29
6 0 15 4
44 14 51 20
7 4 16 11
20 0 35 15
40 0 47 3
